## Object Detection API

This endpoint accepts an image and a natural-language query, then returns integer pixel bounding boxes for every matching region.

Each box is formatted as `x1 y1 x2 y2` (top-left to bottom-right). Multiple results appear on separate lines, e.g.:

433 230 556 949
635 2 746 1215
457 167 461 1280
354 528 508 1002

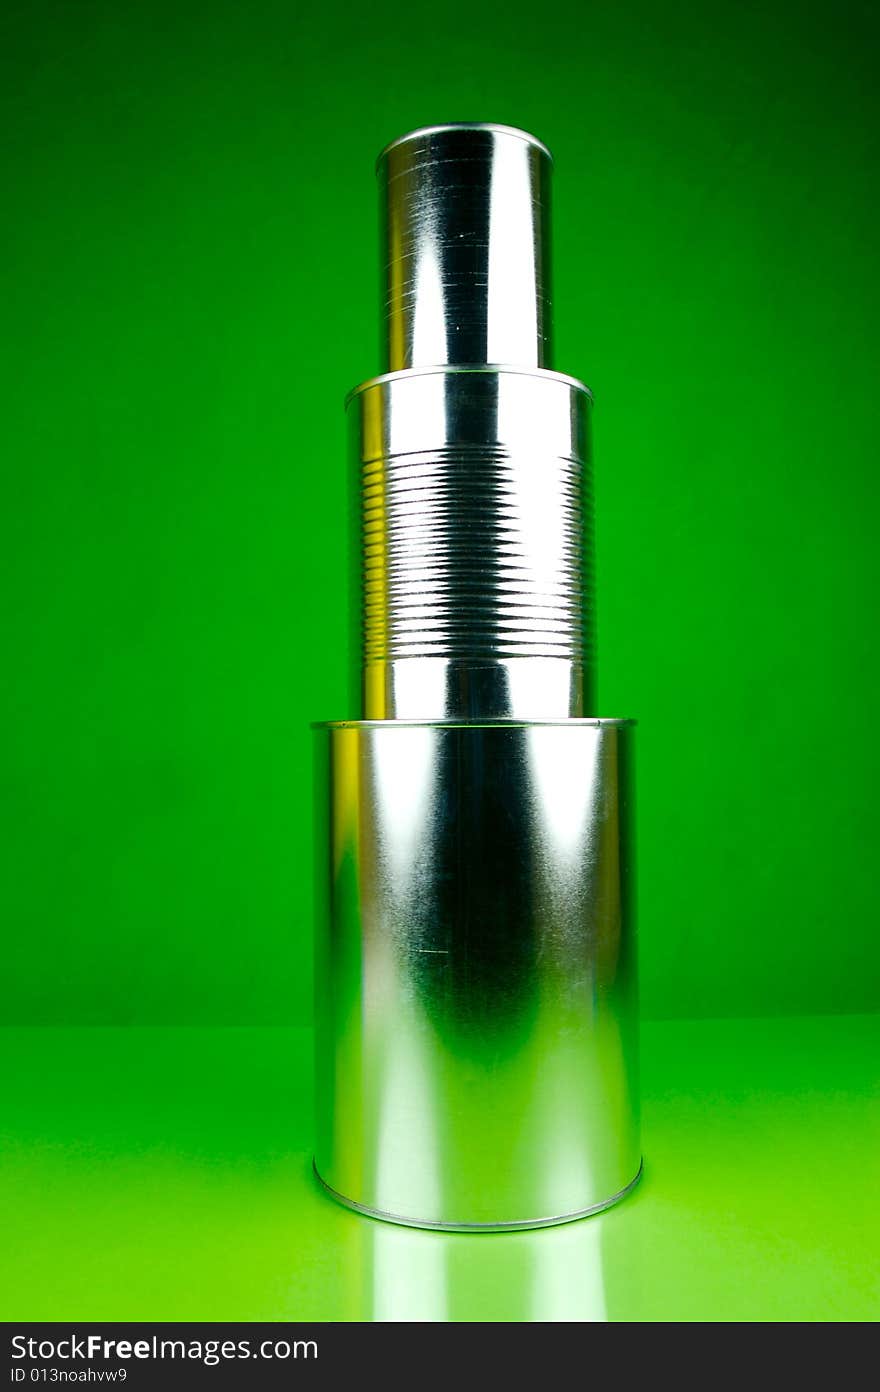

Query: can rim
376 123 553 169
313 717 636 730
345 362 592 408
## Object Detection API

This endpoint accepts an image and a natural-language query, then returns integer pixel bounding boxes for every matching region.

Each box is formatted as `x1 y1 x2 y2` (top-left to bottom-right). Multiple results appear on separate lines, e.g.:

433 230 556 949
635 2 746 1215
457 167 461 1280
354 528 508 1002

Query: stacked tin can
314 125 640 1229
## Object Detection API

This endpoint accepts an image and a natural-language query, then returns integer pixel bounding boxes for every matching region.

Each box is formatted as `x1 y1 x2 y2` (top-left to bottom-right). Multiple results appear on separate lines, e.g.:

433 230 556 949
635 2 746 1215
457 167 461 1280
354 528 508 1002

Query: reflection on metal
314 123 640 1230
379 124 552 371
351 366 593 719
314 720 638 1228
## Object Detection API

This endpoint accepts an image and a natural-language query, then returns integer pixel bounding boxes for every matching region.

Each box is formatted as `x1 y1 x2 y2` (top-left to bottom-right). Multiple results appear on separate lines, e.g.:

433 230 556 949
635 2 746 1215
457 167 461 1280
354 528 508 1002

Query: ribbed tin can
348 365 595 722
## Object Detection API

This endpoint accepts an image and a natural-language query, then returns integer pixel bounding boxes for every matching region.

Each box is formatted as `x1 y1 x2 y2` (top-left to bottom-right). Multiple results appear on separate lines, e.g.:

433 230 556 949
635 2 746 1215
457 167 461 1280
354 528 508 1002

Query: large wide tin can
314 717 640 1230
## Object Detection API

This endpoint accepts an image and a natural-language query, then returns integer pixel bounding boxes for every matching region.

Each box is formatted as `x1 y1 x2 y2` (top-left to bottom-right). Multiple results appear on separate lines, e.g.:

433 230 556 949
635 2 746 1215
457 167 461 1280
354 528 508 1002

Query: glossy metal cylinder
379 124 553 371
314 718 640 1231
349 365 594 720
315 123 640 1231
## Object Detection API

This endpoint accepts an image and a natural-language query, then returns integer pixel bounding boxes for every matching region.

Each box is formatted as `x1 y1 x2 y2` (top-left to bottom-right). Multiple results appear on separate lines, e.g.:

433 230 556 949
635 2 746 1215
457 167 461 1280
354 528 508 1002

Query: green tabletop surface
2 1016 876 1322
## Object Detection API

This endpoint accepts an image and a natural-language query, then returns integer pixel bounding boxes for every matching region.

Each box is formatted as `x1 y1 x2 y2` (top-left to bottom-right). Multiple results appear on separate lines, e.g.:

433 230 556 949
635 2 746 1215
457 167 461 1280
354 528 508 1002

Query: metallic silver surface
315 1164 644 1233
314 720 640 1231
379 124 552 372
314 123 640 1230
349 366 593 720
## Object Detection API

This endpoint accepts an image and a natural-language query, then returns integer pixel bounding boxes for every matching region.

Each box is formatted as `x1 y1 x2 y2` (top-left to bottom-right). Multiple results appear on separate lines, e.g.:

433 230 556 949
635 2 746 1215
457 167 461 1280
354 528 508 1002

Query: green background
2 0 877 1329
3 0 877 1027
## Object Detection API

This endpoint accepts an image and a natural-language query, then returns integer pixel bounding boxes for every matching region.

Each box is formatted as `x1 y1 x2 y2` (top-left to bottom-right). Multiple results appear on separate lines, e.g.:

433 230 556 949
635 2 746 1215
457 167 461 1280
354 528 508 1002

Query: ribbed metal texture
361 445 592 663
